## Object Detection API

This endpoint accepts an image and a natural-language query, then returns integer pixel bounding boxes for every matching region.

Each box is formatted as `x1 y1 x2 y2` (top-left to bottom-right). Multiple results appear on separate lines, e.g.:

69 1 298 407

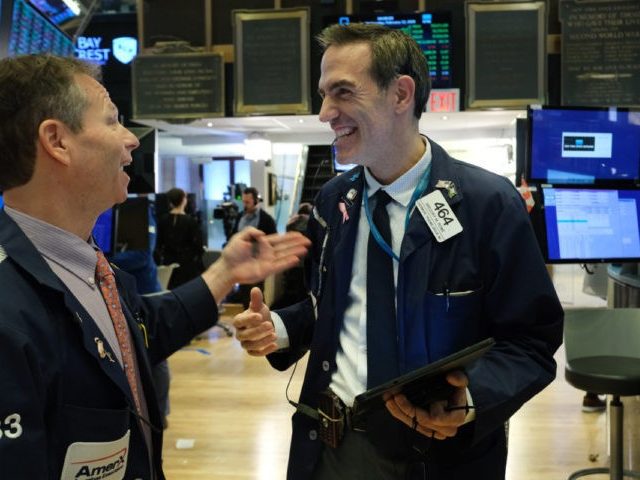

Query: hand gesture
202 228 310 302
220 227 310 284
233 287 279 356
384 370 469 440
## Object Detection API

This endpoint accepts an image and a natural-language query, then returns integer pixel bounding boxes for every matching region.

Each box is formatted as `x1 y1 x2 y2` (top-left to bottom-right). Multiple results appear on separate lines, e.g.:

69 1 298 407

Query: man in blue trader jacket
233 24 563 479
0 54 310 479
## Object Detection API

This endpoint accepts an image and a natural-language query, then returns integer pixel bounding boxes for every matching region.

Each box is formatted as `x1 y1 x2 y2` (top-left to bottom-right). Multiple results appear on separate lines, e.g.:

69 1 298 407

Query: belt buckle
317 390 345 448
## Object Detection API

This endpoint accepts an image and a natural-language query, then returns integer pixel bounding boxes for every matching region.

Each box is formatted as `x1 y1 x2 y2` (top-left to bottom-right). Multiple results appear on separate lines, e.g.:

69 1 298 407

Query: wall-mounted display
0 0 74 57
466 1 546 109
233 8 311 116
324 12 453 90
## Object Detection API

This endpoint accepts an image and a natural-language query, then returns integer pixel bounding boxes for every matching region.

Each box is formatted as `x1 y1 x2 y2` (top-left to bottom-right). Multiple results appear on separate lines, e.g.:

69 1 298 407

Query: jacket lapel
0 211 137 406
401 139 464 261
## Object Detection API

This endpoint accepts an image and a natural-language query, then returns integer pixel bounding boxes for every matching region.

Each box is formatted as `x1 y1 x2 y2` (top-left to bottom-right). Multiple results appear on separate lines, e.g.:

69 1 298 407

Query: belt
294 389 366 448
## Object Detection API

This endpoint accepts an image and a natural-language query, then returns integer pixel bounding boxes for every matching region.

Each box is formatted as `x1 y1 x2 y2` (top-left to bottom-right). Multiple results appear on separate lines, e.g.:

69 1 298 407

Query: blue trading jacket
268 139 564 479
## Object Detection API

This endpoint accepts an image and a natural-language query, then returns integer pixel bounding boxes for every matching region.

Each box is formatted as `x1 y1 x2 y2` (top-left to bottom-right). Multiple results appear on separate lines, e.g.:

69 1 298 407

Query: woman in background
156 187 205 289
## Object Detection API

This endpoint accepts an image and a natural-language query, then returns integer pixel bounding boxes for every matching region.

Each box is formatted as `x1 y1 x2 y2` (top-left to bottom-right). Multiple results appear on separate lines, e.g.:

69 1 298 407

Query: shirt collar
4 206 99 287
364 137 432 207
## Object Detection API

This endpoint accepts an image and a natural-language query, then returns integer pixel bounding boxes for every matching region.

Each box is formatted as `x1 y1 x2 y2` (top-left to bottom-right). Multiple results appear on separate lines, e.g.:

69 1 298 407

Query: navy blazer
0 210 218 479
268 139 563 479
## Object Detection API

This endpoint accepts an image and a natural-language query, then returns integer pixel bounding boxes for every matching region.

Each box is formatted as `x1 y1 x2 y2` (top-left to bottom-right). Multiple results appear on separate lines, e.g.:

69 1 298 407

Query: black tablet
352 337 495 422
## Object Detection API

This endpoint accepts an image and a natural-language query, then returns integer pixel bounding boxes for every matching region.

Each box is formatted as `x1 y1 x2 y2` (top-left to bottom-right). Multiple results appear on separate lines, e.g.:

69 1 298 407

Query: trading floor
160 265 640 479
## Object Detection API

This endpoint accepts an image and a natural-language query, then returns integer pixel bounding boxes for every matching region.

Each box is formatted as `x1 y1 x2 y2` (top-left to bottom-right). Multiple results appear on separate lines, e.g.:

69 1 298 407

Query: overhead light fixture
244 132 272 162
62 0 82 15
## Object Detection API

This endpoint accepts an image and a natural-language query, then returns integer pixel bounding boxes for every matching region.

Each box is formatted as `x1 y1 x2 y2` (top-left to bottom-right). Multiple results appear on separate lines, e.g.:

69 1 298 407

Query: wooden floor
161 266 640 479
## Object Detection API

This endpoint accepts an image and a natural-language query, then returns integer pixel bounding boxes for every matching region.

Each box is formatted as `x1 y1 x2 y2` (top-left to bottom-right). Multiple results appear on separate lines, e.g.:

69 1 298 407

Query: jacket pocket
424 288 484 359
61 404 130 444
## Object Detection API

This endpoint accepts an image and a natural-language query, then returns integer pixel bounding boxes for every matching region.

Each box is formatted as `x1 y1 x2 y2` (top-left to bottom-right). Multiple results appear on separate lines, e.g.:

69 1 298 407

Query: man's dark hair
166 187 186 208
0 55 101 191
243 187 259 205
317 23 430 120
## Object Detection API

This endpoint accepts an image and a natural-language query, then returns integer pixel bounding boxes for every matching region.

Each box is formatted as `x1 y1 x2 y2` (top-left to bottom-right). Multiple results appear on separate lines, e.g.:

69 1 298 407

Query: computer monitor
115 196 149 252
324 12 452 89
527 106 640 186
92 207 116 255
0 0 75 57
540 186 640 263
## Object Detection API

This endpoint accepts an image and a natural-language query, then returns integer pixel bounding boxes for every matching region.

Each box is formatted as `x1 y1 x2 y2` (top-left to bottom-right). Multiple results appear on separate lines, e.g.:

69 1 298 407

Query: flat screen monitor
92 207 116 254
115 196 149 252
0 194 4 209
528 106 640 186
0 0 74 57
540 186 640 263
324 12 452 89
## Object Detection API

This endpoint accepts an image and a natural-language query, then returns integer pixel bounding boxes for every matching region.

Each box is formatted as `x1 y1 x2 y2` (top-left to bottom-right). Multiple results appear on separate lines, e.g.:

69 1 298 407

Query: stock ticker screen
325 12 452 89
5 0 74 56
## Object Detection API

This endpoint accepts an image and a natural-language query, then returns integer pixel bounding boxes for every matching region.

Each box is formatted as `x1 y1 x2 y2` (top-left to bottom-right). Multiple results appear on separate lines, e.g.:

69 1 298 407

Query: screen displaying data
5 0 74 56
528 107 640 185
542 187 640 262
29 0 78 26
324 12 452 89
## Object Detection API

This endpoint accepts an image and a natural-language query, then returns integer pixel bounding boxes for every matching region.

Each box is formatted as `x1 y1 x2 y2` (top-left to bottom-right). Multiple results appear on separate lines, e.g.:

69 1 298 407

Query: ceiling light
244 132 272 162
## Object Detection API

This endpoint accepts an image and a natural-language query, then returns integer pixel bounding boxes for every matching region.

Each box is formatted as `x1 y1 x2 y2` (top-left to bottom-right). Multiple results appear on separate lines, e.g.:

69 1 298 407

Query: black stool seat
566 356 640 396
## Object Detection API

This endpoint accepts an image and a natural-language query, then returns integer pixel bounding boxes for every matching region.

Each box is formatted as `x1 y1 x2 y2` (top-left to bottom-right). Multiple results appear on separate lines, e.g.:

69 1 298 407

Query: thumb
249 287 264 312
446 370 469 388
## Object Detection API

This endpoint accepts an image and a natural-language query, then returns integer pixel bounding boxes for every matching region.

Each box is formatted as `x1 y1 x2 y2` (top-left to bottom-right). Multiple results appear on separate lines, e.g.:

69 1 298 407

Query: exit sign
427 88 460 113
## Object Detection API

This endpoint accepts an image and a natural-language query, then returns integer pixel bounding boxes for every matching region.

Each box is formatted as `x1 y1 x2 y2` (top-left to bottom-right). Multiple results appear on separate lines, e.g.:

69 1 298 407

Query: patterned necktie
96 251 142 413
366 190 400 388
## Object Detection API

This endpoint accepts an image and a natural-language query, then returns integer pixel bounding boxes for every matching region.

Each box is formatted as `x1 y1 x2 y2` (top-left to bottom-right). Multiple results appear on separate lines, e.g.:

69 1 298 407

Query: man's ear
393 75 416 115
38 119 72 166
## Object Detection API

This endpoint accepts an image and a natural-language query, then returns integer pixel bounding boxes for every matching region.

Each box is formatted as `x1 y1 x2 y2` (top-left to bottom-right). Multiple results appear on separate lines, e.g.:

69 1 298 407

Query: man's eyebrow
318 79 356 96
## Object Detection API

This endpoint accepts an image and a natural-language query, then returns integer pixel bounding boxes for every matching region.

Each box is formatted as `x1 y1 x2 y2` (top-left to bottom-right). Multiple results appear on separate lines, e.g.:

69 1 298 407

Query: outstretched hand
233 287 279 356
221 227 310 284
202 227 310 302
383 370 469 440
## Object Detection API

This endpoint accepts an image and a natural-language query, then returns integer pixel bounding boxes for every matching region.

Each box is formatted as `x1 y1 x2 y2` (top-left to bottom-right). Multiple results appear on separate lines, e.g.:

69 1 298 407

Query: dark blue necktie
367 190 399 388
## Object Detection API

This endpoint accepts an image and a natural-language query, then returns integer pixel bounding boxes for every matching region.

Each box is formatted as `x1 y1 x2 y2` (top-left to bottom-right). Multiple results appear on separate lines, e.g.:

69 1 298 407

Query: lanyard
363 162 432 262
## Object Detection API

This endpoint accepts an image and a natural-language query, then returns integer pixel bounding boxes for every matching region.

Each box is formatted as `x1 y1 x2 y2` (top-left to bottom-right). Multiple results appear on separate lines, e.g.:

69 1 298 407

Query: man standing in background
232 186 278 308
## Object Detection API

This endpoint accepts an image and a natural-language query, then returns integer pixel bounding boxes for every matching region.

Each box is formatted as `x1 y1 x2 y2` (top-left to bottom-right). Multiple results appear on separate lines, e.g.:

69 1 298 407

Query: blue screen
8 0 74 56
542 187 640 262
0 195 4 209
93 208 114 254
529 107 640 184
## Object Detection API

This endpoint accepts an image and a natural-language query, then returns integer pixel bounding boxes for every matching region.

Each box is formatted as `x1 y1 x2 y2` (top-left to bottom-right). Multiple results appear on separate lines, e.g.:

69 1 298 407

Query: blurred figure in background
156 187 205 289
271 202 313 310
231 187 277 308
111 198 171 428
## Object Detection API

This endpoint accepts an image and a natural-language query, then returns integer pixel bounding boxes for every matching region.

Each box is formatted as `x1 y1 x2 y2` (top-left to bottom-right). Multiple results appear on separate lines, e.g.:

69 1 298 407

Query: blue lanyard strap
363 162 432 263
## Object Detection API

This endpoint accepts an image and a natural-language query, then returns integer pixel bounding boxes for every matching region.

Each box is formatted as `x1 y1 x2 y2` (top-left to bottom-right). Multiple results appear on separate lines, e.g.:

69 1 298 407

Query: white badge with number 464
416 190 463 242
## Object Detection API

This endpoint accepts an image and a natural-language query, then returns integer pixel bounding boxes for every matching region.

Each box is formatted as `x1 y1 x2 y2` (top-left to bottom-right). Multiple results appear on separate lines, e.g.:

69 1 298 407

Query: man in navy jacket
0 54 309 479
234 24 563 479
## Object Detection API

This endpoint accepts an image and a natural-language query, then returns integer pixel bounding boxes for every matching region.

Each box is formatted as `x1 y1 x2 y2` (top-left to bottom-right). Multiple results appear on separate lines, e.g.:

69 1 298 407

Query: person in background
156 187 205 289
233 24 563 480
231 186 277 308
232 186 277 237
0 54 310 479
111 199 172 428
270 202 314 310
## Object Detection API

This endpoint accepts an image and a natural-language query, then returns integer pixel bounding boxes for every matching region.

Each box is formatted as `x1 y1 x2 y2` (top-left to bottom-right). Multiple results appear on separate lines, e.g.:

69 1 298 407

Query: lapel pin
94 337 115 363
435 180 457 199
